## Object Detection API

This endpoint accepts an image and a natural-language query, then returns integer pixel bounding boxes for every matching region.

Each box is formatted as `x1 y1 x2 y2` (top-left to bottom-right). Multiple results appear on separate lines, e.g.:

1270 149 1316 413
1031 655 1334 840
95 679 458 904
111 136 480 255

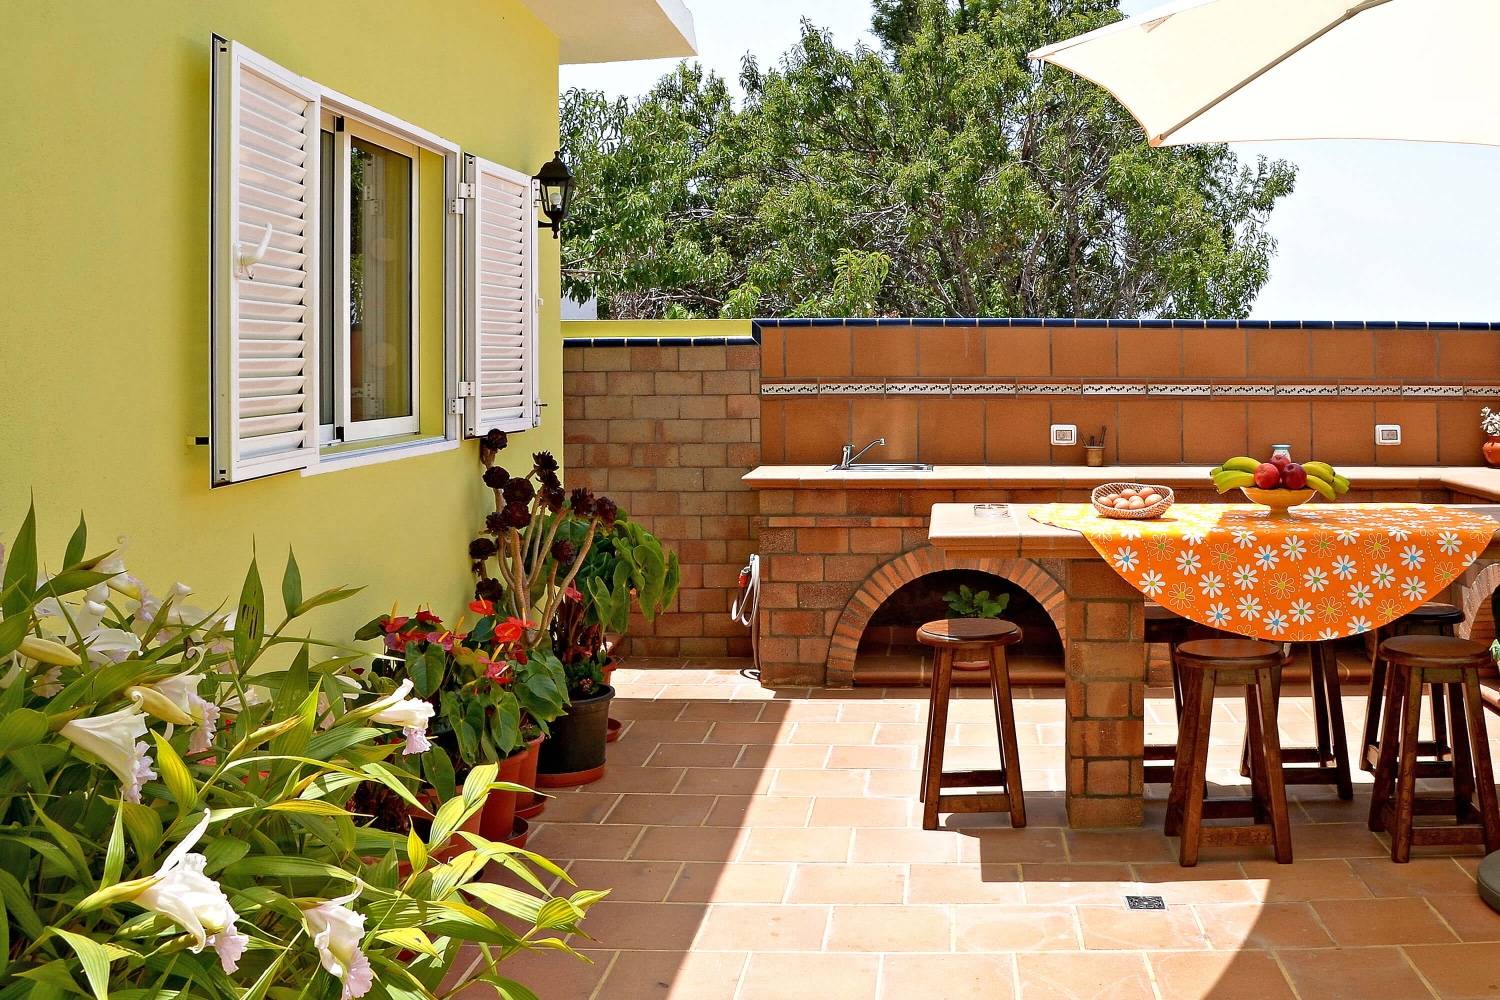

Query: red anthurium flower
424 631 457 652
468 599 495 617
415 608 442 626
492 616 533 645
565 583 583 603
480 654 513 684
382 615 411 634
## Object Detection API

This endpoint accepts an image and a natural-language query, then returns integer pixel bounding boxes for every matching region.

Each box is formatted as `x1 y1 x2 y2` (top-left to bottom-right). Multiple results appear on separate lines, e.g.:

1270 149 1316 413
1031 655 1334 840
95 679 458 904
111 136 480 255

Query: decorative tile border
760 380 1500 399
751 317 1500 332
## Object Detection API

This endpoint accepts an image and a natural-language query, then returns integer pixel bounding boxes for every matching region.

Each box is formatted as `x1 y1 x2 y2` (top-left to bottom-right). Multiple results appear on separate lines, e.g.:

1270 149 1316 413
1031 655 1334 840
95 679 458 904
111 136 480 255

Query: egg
1097 496 1116 508
1126 496 1144 510
1119 487 1137 499
1141 492 1161 506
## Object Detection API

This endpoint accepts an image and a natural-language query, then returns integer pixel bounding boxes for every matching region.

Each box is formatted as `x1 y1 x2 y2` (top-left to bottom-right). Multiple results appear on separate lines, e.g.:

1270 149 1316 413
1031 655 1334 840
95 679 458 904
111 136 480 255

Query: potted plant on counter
1482 407 1500 466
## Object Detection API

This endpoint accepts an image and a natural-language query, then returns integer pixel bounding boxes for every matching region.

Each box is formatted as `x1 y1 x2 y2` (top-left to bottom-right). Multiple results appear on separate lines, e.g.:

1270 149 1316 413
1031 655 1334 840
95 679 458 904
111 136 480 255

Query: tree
561 0 1296 320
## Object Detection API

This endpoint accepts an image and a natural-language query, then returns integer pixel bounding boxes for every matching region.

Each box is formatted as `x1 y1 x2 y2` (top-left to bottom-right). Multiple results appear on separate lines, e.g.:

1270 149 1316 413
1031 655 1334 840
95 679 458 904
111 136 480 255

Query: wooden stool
1367 635 1500 863
1360 602 1464 775
1166 639 1292 867
1257 641 1354 800
1144 604 1192 785
917 618 1025 831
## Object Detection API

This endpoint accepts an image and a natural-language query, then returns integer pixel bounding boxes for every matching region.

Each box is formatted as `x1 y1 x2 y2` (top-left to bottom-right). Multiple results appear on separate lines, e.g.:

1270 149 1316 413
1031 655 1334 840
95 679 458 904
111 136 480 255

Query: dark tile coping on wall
562 318 1500 348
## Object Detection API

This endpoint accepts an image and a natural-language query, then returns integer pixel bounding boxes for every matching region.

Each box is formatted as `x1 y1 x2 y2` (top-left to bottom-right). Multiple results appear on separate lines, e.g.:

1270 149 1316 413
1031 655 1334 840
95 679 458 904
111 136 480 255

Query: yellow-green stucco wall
0 1 564 634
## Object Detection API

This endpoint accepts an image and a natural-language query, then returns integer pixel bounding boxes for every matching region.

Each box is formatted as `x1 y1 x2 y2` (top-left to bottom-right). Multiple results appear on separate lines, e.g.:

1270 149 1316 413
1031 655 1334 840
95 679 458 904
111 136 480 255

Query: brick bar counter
927 499 1500 829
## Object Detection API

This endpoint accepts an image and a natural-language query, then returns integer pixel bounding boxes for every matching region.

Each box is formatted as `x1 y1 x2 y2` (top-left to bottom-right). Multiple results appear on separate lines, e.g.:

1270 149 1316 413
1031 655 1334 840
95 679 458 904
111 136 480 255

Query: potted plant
1482 407 1500 466
944 583 1012 669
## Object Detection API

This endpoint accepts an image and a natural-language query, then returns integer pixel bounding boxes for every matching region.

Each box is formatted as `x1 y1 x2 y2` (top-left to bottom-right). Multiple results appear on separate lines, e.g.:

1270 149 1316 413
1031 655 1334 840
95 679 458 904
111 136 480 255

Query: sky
560 0 1500 321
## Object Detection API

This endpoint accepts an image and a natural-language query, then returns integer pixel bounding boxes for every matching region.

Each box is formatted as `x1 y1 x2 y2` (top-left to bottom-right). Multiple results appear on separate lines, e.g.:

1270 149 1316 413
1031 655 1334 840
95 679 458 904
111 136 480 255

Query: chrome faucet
838 437 886 469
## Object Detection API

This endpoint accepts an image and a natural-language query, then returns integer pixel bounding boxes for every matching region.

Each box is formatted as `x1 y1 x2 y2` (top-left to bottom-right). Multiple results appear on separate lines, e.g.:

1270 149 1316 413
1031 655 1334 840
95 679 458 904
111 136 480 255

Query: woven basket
1091 482 1174 520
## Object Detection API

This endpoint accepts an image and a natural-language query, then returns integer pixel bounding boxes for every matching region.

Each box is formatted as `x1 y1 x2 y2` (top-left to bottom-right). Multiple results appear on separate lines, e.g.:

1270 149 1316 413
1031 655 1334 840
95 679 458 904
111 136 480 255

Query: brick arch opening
826 546 1067 687
1457 561 1500 644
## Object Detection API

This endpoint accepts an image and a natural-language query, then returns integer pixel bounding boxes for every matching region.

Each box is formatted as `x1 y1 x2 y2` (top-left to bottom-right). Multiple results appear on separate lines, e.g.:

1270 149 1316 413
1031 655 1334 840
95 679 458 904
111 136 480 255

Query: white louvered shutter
464 155 539 436
211 40 320 484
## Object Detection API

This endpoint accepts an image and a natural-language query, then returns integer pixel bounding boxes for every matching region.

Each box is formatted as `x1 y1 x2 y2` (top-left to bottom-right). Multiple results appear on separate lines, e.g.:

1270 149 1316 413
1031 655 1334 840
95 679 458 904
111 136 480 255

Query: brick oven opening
855 569 1065 687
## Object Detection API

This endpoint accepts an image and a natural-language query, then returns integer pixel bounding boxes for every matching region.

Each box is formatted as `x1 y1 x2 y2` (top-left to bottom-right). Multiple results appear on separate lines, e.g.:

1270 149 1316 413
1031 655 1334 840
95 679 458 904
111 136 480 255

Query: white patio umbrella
1029 0 1500 147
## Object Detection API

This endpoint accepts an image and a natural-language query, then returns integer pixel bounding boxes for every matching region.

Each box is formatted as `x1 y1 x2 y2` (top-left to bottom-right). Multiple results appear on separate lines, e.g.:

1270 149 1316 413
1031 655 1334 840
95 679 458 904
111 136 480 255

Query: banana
1305 474 1337 502
1219 457 1262 474
1332 474 1351 495
1302 461 1337 482
1212 470 1256 494
1210 466 1223 478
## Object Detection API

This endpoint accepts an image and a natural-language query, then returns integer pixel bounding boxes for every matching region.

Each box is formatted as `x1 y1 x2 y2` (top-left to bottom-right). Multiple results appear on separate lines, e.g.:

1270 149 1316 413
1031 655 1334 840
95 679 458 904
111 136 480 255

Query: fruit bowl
1240 487 1316 515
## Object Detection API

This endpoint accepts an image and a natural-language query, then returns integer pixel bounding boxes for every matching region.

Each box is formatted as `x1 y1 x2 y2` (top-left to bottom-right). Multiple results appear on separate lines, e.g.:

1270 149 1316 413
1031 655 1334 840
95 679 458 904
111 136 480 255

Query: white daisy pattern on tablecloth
1331 555 1357 579
1263 611 1288 635
1254 545 1280 570
1113 546 1139 572
1437 530 1463 555
1233 565 1259 590
1302 566 1329 592
1280 535 1307 561
1400 576 1426 601
1388 524 1411 541
1198 572 1225 598
1289 599 1314 625
1335 527 1361 545
1205 603 1232 628
1399 545 1425 570
1370 563 1395 589
1347 581 1373 608
1347 616 1373 635
1231 527 1257 549
1237 594 1262 620
1175 549 1201 575
1139 570 1165 597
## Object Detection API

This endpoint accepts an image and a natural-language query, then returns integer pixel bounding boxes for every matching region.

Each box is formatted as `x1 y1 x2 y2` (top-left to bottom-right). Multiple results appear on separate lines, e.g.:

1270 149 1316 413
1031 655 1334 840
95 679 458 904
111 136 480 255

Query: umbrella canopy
1030 0 1500 147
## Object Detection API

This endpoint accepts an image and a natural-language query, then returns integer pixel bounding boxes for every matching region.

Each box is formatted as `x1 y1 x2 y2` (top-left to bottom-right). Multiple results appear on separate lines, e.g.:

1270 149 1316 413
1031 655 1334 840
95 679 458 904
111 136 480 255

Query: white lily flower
86 627 141 665
33 581 111 635
134 813 248 972
95 539 141 599
59 693 156 803
302 883 373 999
368 679 434 755
150 673 221 753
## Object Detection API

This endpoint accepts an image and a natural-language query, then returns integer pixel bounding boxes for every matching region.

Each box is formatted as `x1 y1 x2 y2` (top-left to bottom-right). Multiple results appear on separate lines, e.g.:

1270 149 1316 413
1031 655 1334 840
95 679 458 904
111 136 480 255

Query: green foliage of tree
561 0 1295 320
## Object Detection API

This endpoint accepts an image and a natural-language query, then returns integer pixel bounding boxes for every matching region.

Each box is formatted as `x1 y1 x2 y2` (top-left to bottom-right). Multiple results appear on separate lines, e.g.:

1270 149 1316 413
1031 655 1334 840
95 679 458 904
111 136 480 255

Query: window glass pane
349 136 412 423
319 129 335 429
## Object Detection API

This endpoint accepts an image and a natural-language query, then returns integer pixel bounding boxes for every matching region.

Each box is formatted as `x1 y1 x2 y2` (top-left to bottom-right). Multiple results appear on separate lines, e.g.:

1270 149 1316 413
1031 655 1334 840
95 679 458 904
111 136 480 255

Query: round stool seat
917 618 1021 649
1379 634 1492 670
1478 851 1500 914
1395 602 1465 627
1176 638 1284 671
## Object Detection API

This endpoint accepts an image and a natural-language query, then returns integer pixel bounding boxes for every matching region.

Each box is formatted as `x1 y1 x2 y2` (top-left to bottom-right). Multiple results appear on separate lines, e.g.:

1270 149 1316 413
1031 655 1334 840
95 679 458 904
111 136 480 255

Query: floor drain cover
1126 895 1166 910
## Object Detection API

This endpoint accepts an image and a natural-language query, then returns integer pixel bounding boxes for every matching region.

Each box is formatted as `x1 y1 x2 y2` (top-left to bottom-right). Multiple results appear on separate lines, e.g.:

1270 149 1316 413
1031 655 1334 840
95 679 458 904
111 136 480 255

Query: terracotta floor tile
538 791 620 824
1130 862 1264 903
853 828 961 864
667 862 792 904
879 953 1015 999
528 822 642 861
586 766 685 794
676 701 765 722
788 863 907 904
693 903 829 951
1404 942 1500 998
583 901 709 951
808 796 911 828
907 863 1024 905
868 769 922 797
952 904 1080 952
597 950 746 999
1285 821 1389 859
737 827 852 863
1148 951 1297 1000
1077 904 1209 950
630 825 742 863
789 722 878 745
458 948 612 999
616 720 713 745
955 827 1068 865
1427 892 1500 942
704 721 787 745
611 698 686 720
1194 901 1333 950
703 794 813 828
1351 857 1478 898
1240 858 1371 901
646 742 744 768
771 768 871 796
826 904 953 952
1019 862 1136 905
1313 896 1458 946
838 701 922 723
875 722 926 745
735 743 830 768
563 859 681 903
674 767 773 795
1015 952 1154 1000
605 793 715 827
1065 829 1177 863
1277 946 1436 1000
738 953 880 1000
825 745 918 770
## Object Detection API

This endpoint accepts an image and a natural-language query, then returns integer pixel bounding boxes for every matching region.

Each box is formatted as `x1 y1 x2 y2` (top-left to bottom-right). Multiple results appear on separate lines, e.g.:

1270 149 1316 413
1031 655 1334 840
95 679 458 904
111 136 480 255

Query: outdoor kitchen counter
927 501 1500 829
744 464 1500 500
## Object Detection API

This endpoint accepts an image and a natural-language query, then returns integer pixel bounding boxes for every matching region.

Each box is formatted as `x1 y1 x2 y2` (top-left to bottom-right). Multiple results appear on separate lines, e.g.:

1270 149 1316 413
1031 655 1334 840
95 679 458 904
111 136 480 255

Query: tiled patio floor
477 664 1500 999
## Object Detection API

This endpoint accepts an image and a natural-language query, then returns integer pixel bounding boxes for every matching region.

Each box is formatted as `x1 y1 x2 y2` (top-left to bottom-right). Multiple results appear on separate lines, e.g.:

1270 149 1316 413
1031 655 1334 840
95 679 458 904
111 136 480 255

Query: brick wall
562 331 760 660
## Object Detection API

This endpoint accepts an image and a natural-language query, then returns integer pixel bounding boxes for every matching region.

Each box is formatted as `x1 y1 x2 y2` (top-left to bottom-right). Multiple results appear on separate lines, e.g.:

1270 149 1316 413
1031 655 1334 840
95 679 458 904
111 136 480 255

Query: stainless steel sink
831 462 934 472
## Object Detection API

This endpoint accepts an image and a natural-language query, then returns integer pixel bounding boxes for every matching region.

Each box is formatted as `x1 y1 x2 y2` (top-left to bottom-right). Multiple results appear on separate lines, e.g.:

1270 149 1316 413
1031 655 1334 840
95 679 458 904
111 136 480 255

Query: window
320 115 419 443
210 37 539 485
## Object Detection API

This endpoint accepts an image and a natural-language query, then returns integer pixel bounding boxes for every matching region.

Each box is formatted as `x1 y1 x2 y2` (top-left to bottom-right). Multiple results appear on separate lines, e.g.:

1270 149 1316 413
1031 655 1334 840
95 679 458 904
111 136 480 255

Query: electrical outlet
1375 424 1402 447
1050 424 1078 447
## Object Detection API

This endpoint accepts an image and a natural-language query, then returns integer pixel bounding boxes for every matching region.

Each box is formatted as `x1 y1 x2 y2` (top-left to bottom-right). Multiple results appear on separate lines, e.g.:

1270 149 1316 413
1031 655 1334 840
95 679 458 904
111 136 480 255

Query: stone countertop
744 465 1500 500
927 501 1500 560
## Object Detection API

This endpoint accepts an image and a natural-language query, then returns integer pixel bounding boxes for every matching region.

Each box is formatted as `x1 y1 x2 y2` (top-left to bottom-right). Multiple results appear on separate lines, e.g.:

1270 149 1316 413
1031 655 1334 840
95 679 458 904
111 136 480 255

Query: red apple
1281 463 1308 490
1254 462 1282 489
1270 453 1292 470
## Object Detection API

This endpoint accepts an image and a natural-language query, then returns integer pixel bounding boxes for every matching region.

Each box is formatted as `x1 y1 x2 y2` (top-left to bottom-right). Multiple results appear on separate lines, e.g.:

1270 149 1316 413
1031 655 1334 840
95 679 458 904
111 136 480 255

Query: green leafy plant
0 504 601 998
943 584 1011 619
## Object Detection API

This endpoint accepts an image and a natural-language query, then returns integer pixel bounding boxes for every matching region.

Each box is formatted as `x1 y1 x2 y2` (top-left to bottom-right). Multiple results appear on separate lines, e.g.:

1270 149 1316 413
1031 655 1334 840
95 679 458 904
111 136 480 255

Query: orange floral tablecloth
1029 503 1497 642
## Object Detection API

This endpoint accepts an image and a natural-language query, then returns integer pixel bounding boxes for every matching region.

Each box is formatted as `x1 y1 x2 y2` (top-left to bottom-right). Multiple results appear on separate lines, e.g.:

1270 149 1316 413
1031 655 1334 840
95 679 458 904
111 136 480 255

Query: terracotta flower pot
479 744 531 840
1484 435 1500 467
515 735 547 821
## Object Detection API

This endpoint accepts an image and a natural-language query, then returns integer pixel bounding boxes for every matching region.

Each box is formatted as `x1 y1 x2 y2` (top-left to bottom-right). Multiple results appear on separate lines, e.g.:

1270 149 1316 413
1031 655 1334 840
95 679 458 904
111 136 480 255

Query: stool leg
1255 672 1294 864
1430 682 1451 761
1310 645 1333 765
1244 682 1270 825
1447 680 1475 821
1169 641 1185 722
1369 663 1408 833
1165 668 1202 838
989 643 1026 828
1178 671 1217 868
1313 642 1354 801
1390 667 1425 864
921 648 955 831
1362 651 1388 773
920 653 939 804
1460 672 1500 854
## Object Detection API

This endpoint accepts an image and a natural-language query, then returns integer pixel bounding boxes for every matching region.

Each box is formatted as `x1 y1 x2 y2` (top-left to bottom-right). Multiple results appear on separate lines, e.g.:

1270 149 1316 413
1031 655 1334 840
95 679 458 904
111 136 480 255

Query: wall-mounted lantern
534 150 574 239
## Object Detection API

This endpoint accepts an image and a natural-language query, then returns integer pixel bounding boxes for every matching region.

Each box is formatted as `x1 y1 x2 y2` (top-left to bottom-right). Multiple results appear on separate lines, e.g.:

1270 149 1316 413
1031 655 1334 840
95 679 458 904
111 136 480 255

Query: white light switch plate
1375 424 1402 446
1051 424 1078 447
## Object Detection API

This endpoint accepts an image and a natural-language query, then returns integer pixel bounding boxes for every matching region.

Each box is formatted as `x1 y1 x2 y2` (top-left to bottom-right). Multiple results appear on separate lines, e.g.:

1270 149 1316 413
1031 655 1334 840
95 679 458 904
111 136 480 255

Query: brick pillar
1062 559 1147 828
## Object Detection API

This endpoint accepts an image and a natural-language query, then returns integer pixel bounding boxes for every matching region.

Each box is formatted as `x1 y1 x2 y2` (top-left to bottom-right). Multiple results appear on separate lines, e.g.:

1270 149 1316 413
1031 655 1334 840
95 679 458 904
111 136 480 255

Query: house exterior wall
1 1 563 631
